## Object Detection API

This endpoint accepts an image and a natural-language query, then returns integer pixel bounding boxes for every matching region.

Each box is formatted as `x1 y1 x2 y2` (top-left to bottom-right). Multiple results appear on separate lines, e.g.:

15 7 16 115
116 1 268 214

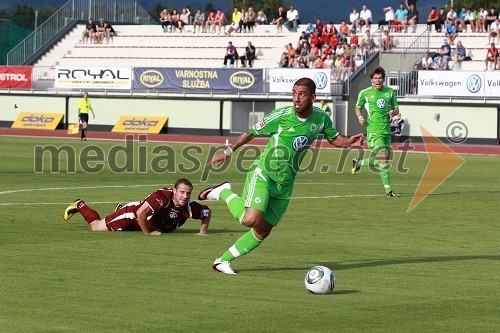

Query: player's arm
208 130 255 167
196 208 211 236
136 202 161 236
355 107 366 126
329 133 364 148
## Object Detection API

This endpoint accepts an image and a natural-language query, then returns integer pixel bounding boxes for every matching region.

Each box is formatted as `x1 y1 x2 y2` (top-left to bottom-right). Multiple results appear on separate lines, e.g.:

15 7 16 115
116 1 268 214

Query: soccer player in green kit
352 66 399 198
198 78 364 274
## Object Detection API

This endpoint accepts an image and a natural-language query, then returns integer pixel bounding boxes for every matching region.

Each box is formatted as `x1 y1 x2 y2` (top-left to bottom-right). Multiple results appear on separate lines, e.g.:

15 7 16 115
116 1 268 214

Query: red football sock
77 201 101 224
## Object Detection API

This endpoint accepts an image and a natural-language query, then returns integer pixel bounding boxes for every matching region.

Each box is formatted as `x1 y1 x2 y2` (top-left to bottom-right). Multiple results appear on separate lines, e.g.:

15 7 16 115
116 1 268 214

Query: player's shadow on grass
322 255 500 271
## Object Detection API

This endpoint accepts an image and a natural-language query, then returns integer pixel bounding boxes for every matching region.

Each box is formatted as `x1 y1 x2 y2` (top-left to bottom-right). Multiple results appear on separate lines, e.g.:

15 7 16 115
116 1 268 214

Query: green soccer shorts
242 167 294 226
366 132 392 154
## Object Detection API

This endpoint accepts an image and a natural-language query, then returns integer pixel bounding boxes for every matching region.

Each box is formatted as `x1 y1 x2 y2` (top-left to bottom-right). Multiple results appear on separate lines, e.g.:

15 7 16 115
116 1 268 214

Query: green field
0 136 499 332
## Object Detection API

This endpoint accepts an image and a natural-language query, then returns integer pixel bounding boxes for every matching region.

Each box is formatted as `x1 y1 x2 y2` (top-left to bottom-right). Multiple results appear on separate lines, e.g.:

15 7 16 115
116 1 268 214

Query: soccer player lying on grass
63 178 211 236
198 78 364 274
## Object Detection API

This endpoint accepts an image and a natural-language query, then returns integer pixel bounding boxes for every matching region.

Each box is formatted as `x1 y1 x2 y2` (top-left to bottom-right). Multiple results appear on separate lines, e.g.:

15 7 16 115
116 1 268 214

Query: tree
230 0 286 18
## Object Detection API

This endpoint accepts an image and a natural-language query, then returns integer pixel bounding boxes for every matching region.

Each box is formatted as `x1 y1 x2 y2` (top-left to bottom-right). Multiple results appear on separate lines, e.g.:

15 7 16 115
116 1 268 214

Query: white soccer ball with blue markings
304 265 335 295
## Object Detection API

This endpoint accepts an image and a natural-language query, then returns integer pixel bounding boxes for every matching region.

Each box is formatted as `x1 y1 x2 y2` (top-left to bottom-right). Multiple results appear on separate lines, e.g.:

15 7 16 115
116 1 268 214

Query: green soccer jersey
356 85 398 135
249 105 339 184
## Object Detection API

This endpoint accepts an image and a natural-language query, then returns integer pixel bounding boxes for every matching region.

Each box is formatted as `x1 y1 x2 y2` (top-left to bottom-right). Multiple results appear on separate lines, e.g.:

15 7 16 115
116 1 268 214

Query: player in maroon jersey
63 178 211 236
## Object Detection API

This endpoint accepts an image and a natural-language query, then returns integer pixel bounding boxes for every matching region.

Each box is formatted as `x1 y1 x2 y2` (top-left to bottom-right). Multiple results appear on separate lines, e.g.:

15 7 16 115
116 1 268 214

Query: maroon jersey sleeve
188 201 210 220
143 189 170 213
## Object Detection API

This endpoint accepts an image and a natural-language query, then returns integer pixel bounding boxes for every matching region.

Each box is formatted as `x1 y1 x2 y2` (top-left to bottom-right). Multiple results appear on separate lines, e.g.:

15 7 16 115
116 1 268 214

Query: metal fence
7 0 155 66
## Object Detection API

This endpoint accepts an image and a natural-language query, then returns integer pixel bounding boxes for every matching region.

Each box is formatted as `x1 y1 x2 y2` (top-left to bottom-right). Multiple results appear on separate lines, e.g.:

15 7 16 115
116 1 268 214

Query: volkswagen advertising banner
418 71 500 97
268 69 331 94
55 67 132 89
133 68 263 92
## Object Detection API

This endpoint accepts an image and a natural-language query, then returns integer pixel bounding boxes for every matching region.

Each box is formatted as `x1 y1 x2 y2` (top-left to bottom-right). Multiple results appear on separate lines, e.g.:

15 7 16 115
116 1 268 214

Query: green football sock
219 188 246 223
220 229 262 262
360 157 379 167
378 163 392 194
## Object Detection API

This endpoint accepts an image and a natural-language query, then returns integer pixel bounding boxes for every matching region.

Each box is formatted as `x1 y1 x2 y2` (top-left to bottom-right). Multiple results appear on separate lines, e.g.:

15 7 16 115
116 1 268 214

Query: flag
67 123 80 135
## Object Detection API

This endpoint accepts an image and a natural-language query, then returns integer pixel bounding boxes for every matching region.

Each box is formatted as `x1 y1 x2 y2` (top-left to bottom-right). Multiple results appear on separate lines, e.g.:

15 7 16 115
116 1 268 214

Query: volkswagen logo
376 98 386 109
292 135 309 151
313 72 328 89
466 75 482 93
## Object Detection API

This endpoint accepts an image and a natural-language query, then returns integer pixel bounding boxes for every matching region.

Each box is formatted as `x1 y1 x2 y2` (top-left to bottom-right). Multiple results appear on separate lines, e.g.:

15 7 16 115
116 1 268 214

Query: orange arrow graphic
408 126 465 212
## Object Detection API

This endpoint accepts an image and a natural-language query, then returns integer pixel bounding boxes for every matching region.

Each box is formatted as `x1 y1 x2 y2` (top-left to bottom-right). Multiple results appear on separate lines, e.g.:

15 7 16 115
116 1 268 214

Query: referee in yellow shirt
77 92 95 141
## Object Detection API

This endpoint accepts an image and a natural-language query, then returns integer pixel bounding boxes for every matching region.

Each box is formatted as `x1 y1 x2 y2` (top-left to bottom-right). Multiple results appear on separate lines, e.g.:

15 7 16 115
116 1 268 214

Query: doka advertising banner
12 112 64 130
112 116 169 134
268 69 331 94
418 71 500 97
133 68 264 92
55 67 132 89
0 66 32 89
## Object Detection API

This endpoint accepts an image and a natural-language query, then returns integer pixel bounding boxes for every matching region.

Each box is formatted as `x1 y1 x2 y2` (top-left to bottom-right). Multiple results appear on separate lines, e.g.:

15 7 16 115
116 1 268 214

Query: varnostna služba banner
12 112 64 130
0 66 32 89
112 116 169 134
133 68 263 92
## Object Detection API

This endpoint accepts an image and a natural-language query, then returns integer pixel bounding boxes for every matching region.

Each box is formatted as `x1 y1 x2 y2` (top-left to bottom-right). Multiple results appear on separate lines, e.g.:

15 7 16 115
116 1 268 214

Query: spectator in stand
349 30 359 49
472 9 480 33
435 38 451 67
458 7 468 31
485 42 498 70
452 40 467 69
360 29 375 55
406 4 419 33
485 8 498 32
462 9 474 33
344 44 354 61
240 41 256 68
339 32 348 47
322 22 337 46
406 0 417 9
243 7 257 33
284 5 300 32
358 5 373 31
257 11 268 25
427 7 440 32
378 7 395 29
321 43 333 61
226 7 241 36
170 9 180 32
279 44 289 67
298 31 308 46
445 18 458 45
297 56 308 68
339 20 350 38
324 53 334 68
435 54 448 70
271 6 286 33
205 10 216 33
214 9 227 35
239 8 246 33
314 57 325 68
315 18 325 39
333 55 343 80
478 7 488 33
223 41 238 68
103 21 115 44
421 52 434 69
305 22 315 39
437 7 447 33
81 18 96 43
488 18 500 45
159 9 171 33
287 43 298 67
350 8 360 32
309 30 322 53
178 8 191 33
299 40 310 57
193 9 205 33
95 18 105 44
446 7 461 33
381 30 394 50
408 64 418 95
395 3 408 27
329 33 340 51
305 40 320 67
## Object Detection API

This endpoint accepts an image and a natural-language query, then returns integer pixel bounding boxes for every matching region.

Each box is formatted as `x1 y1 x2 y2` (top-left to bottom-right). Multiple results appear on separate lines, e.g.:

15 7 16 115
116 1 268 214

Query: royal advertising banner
418 71 500 97
112 116 169 133
268 69 331 94
133 68 263 92
55 67 132 89
12 112 63 130
0 66 32 89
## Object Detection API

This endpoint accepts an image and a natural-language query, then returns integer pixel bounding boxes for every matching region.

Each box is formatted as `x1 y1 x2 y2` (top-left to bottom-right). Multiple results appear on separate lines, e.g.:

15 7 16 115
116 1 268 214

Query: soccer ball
304 265 335 295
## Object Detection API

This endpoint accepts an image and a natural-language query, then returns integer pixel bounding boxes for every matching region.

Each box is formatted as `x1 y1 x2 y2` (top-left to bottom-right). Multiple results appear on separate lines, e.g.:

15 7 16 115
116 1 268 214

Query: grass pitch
0 136 499 332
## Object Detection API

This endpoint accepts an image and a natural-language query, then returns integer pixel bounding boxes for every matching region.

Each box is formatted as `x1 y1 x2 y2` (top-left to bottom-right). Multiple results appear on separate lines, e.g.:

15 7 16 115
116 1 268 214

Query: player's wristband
224 147 233 157
358 116 364 120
